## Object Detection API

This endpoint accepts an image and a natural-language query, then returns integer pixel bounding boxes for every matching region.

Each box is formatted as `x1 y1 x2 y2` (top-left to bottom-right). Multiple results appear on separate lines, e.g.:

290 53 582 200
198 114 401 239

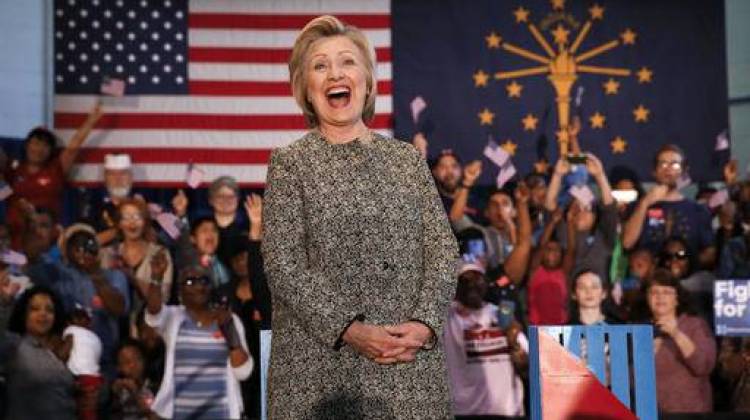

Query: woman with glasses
661 237 715 323
145 265 253 420
641 268 715 413
101 198 173 304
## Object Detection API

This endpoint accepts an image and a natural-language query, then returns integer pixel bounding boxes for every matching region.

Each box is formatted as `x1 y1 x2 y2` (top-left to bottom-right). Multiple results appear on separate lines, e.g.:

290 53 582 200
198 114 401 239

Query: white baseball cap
103 153 132 170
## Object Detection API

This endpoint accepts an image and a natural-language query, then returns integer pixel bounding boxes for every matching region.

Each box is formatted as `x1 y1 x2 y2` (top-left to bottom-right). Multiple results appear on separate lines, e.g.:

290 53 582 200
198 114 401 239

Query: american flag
53 0 392 187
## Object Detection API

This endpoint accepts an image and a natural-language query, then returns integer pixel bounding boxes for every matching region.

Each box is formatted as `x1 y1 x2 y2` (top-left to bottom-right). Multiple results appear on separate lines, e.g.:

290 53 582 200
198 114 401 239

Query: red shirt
5 158 65 248
527 266 568 325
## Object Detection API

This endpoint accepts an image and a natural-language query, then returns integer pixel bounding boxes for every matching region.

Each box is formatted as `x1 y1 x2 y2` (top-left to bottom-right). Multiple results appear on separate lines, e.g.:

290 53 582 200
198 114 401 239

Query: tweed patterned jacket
262 131 458 419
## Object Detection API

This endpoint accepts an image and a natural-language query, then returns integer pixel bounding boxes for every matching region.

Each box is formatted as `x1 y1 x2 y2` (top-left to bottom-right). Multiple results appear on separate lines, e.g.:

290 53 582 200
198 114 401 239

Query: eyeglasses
663 250 688 261
212 194 238 202
657 160 683 170
74 239 99 255
182 276 211 287
120 213 144 222
648 288 677 297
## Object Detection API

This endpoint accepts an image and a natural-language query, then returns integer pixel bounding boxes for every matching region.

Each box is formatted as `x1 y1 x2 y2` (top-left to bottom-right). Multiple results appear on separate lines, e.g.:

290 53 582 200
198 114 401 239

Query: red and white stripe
54 0 392 187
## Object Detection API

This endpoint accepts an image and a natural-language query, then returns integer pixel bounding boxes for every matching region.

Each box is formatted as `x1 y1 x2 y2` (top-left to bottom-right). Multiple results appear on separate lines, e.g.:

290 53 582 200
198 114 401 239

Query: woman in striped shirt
145 265 253 419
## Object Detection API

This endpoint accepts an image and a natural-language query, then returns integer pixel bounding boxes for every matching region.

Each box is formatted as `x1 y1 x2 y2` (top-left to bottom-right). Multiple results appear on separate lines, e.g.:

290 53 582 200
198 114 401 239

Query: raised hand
149 249 168 281
412 132 428 159
644 184 669 206
724 159 738 186
585 153 605 179
244 194 263 226
553 158 570 177
514 181 530 206
172 189 188 217
0 270 20 303
463 160 482 187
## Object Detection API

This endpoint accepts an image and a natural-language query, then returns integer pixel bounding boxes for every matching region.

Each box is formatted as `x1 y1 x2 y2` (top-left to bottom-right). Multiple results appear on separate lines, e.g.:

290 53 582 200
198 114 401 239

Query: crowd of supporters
427 122 750 417
0 115 749 418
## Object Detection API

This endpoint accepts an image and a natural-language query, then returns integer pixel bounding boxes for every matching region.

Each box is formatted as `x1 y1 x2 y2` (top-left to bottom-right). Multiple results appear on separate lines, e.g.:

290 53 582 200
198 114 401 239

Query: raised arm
505 182 533 284
622 185 668 249
585 153 613 206
449 160 482 223
60 101 103 174
545 159 570 212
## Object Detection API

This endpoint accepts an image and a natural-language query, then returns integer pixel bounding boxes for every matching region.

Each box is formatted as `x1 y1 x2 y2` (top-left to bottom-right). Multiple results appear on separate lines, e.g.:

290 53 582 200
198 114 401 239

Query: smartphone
612 189 638 203
567 154 588 165
497 300 516 329
466 239 486 260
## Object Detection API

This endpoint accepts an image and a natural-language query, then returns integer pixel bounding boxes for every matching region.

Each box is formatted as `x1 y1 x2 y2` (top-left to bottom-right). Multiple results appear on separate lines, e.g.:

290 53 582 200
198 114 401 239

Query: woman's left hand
377 321 433 364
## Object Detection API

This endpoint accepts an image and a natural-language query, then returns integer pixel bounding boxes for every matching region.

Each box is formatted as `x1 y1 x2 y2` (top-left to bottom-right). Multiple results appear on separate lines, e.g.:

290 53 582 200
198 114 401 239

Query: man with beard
78 153 138 245
622 144 715 267
430 150 483 230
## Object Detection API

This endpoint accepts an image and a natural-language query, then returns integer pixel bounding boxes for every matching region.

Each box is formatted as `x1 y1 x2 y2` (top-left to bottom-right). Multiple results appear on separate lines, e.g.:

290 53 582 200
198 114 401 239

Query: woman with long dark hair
0 285 76 419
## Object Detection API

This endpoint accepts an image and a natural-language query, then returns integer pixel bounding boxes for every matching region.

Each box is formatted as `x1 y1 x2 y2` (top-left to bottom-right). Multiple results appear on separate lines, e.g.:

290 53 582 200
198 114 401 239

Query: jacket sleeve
261 148 364 349
408 148 459 335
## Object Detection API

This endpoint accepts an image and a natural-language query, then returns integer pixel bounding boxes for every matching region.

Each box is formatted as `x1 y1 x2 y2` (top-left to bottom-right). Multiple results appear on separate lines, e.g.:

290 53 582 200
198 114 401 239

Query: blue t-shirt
636 199 714 255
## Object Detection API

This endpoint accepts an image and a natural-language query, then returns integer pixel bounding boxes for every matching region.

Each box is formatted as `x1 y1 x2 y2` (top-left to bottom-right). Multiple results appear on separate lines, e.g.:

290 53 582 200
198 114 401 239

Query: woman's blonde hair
288 15 377 128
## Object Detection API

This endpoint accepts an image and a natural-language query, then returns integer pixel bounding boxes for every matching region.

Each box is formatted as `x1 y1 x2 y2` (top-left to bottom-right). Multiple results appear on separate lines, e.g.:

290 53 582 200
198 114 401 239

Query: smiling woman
262 15 458 420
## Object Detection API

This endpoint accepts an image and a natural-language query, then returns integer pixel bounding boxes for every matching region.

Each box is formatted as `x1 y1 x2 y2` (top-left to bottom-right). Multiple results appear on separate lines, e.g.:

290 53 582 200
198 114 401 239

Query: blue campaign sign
715 280 750 336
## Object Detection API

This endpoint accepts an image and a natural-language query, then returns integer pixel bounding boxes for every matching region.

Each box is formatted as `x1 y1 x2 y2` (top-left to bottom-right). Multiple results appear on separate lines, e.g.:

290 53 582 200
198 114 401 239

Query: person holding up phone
444 263 527 418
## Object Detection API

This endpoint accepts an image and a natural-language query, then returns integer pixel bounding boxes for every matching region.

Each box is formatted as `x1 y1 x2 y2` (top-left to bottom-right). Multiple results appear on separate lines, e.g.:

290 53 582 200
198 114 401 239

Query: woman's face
118 204 145 241
26 137 52 165
180 275 211 309
305 35 368 130
25 293 55 337
663 241 690 279
574 273 606 310
210 186 239 217
647 284 678 319
191 221 219 255
231 251 249 277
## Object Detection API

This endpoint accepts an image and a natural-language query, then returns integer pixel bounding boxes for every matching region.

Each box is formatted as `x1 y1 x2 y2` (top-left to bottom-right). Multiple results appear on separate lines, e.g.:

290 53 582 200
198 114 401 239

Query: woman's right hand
343 321 422 363
150 249 168 281
172 189 188 218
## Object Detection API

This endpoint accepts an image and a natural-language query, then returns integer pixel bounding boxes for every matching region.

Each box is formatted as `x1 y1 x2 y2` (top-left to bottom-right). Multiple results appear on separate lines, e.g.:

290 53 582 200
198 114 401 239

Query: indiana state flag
392 0 728 182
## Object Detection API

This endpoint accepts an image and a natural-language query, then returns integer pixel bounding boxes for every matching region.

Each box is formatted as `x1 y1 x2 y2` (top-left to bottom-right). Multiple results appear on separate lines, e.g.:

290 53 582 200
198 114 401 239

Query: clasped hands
343 321 433 365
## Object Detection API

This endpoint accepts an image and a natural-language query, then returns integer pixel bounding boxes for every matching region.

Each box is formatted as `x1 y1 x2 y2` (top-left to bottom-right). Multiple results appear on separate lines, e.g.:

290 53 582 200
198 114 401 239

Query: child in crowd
615 248 655 321
527 239 568 325
110 341 156 420
569 270 612 325
64 306 104 420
